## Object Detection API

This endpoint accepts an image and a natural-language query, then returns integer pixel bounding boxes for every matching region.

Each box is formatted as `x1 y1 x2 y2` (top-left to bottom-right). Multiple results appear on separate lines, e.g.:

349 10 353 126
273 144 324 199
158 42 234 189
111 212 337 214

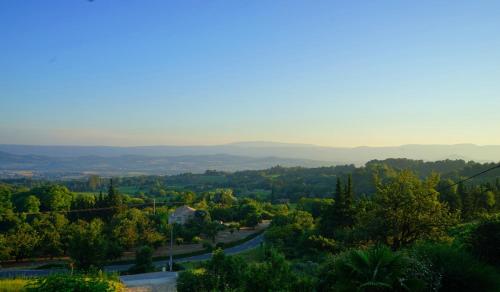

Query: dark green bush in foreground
468 217 500 266
317 245 427 292
411 243 500 292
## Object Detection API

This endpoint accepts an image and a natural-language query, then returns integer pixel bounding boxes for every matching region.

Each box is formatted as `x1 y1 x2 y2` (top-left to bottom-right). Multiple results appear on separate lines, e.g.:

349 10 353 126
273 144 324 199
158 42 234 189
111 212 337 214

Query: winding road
0 233 265 278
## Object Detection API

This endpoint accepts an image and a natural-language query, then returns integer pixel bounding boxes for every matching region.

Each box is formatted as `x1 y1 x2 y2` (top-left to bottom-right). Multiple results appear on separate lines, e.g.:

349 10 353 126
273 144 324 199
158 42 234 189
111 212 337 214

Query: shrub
245 249 296 291
244 248 296 291
26 273 123 292
322 245 425 292
411 243 500 292
177 268 207 291
128 245 155 274
191 236 202 243
202 241 213 252
177 249 247 292
468 218 500 266
175 237 184 245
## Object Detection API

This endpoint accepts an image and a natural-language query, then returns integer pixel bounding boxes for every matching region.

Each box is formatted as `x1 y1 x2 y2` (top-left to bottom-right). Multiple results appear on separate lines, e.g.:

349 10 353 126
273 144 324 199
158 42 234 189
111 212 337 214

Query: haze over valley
1 142 499 178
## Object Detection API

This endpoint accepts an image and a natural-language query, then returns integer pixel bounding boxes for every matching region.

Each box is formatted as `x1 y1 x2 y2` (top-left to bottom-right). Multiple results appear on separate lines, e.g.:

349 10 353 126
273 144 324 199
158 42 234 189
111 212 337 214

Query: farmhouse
169 205 196 225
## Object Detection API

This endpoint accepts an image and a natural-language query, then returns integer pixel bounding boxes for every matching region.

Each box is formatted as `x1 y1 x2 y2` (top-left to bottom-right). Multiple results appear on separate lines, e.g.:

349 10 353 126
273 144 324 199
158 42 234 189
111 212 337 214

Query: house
169 205 196 225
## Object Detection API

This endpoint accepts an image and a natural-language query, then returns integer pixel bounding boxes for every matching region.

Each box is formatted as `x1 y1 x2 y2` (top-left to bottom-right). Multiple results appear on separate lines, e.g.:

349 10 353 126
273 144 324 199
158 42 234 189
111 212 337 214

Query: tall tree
68 219 111 270
319 177 351 237
438 179 462 212
23 195 40 213
459 182 474 219
331 176 356 231
362 170 456 249
106 179 123 211
335 177 344 208
345 174 354 207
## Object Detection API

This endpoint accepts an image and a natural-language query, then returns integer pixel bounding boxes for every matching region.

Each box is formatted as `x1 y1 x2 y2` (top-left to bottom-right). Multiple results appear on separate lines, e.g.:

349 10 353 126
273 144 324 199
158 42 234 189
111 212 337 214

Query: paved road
176 233 264 262
0 233 265 278
120 271 177 292
106 233 264 272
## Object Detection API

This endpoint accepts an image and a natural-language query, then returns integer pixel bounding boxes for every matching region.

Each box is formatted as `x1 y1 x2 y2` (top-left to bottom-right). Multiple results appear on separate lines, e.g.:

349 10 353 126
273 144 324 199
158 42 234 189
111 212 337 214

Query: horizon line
0 141 493 149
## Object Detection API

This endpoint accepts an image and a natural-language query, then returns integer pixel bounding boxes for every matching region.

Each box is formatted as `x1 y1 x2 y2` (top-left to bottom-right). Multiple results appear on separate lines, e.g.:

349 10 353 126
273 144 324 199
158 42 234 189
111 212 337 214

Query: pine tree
345 174 354 208
320 175 357 237
319 177 343 237
97 191 104 207
334 176 354 229
335 177 344 208
458 182 474 219
107 179 123 210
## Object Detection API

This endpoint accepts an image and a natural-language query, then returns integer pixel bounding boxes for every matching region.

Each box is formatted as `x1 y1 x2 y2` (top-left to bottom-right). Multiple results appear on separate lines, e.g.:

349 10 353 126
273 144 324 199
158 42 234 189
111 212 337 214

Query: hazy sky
1 0 500 147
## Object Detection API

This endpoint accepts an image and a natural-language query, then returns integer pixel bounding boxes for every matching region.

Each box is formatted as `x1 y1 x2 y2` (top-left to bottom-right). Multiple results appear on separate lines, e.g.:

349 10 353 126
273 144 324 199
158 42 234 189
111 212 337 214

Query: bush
177 268 207 291
191 236 202 244
177 249 247 292
318 245 425 292
244 248 297 291
411 243 500 292
128 245 155 274
26 273 123 292
215 242 225 249
202 241 213 252
468 218 500 266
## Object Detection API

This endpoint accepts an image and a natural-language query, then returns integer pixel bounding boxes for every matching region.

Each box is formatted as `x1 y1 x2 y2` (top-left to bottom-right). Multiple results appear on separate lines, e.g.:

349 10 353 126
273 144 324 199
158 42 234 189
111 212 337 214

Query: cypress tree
335 177 344 208
333 177 350 228
458 182 474 219
97 190 104 208
107 179 123 210
345 174 354 208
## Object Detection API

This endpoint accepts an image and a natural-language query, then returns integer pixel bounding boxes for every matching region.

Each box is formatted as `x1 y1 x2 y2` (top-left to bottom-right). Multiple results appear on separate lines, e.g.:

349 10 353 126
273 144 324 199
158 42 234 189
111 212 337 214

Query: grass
0 278 29 292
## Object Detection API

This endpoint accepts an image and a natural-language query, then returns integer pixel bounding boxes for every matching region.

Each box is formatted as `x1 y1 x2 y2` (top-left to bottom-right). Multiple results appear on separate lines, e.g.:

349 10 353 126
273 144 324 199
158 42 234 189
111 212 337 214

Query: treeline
22 158 498 203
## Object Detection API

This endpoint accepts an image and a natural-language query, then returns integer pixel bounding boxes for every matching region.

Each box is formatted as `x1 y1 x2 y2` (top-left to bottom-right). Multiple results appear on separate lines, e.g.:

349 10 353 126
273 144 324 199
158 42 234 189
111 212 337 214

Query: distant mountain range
0 142 499 178
0 151 331 179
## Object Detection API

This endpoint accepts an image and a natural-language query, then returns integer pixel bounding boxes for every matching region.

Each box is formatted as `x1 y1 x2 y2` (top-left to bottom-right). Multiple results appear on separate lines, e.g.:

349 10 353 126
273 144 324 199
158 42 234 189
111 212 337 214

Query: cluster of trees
2 158 500 291
179 237 500 292
178 168 500 291
0 181 165 268
178 248 313 291
0 181 269 269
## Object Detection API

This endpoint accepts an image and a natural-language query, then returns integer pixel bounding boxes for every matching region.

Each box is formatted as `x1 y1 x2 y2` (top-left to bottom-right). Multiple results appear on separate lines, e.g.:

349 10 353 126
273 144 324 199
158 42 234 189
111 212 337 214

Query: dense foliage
1 158 500 291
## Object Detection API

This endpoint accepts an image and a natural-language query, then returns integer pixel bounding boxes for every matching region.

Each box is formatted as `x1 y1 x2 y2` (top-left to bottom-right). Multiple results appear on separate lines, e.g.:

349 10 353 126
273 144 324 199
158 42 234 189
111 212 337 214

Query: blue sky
1 0 499 146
